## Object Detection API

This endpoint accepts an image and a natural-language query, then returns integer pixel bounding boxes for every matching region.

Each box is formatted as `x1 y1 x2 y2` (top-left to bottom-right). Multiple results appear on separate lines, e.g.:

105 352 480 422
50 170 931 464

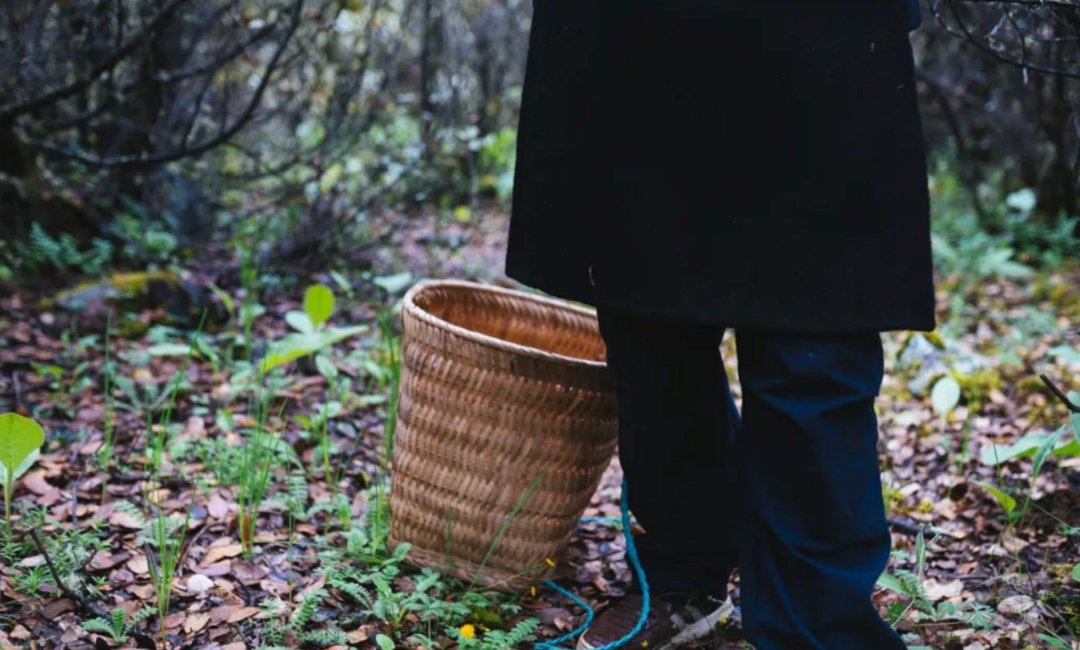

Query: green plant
324 561 472 639
878 530 995 637
12 564 51 596
3 222 113 276
260 284 366 374
0 413 45 536
451 617 540 650
141 488 197 647
236 375 287 556
82 607 154 643
98 315 116 503
257 588 347 649
977 387 1080 525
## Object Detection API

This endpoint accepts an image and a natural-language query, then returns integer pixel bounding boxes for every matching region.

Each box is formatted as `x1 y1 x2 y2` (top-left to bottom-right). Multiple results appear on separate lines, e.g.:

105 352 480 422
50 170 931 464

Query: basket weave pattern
389 281 618 591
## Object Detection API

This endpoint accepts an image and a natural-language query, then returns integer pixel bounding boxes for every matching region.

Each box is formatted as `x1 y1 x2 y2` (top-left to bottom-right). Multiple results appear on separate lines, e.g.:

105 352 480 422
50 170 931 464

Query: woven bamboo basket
388 280 618 592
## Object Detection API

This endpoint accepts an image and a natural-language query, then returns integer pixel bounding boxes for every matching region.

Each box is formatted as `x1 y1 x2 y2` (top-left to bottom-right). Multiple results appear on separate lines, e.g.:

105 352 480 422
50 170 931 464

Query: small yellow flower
720 614 728 625
545 558 556 568
460 624 476 639
531 586 537 597
641 642 649 648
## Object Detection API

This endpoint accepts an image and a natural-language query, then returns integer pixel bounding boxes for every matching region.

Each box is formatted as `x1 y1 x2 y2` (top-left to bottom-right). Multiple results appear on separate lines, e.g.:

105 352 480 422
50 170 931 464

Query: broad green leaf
0 414 45 478
1048 345 1080 365
1032 425 1065 480
376 634 395 650
259 326 367 373
931 376 961 417
1038 634 1073 650
303 284 335 329
328 270 353 297
1072 411 1080 439
285 310 314 334
1005 188 1036 212
373 272 413 295
876 572 913 596
981 426 1080 465
208 284 236 321
315 355 338 380
1072 563 1080 583
147 343 194 357
0 448 39 485
976 482 1016 515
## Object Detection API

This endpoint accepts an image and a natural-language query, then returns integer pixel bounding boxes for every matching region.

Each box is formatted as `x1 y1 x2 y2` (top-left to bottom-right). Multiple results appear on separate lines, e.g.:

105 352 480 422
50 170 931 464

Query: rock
996 594 1037 618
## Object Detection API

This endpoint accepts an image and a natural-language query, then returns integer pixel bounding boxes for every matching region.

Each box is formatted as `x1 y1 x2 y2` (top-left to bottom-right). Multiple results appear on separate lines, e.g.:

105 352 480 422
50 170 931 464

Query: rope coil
537 480 650 650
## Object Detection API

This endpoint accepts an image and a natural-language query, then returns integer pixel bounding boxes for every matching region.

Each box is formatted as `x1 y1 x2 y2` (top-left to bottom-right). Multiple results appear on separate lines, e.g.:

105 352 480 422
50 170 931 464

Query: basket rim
402 279 608 370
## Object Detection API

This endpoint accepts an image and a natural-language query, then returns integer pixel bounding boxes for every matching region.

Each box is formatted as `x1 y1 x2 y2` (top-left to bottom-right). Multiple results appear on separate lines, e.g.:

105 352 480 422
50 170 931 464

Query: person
504 0 935 648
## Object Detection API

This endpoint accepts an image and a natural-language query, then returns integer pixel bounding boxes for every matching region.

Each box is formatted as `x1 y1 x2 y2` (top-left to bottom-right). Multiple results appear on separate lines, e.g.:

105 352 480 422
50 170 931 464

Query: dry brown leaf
208 495 230 519
220 643 246 650
195 561 233 577
202 543 244 566
922 579 964 602
40 599 76 620
90 551 131 571
184 612 211 634
126 583 157 599
127 554 149 574
165 611 186 630
228 606 262 624
232 561 269 585
109 509 146 530
8 626 29 641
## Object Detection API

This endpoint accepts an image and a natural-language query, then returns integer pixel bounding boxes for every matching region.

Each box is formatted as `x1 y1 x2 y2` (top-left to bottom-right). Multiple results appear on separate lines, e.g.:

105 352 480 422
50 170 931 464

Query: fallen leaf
194 561 232 577
184 612 211 634
923 578 964 601
126 583 156 600
227 606 262 624
165 611 186 630
997 595 1037 618
90 551 131 571
40 599 76 620
202 543 244 566
220 644 246 650
127 555 149 574
9 626 29 641
207 496 230 519
232 561 269 585
109 509 145 530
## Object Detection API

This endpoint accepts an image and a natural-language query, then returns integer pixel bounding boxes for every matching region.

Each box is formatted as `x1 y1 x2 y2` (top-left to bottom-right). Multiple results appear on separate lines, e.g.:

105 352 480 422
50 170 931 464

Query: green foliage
257 589 347 649
0 413 45 535
110 213 179 262
3 222 113 277
82 607 154 643
879 531 994 634
142 489 197 646
324 563 471 636
452 617 540 650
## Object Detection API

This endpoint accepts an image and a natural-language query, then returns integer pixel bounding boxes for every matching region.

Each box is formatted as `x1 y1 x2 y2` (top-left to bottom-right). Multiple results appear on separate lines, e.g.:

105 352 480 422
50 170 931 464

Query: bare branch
0 0 194 120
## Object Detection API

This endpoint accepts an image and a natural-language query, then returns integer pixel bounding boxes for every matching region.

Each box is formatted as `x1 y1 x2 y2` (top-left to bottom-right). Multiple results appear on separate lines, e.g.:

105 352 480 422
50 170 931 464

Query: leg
735 329 904 650
596 308 739 601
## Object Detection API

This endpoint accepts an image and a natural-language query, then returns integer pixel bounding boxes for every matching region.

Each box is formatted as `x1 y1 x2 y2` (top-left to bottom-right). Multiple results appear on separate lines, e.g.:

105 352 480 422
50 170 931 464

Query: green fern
453 617 540 650
81 606 154 643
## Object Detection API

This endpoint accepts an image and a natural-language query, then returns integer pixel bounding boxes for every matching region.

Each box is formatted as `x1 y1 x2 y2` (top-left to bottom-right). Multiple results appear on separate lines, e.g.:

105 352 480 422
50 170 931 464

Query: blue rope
537 480 650 650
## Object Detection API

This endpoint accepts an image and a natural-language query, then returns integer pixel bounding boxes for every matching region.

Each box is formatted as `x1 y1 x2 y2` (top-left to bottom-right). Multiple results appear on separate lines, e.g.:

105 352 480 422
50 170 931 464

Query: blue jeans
597 309 905 650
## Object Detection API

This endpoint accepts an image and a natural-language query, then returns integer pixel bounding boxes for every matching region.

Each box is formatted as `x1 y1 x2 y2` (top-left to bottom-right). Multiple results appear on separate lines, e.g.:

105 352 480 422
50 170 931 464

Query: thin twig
27 528 110 620
1040 374 1080 413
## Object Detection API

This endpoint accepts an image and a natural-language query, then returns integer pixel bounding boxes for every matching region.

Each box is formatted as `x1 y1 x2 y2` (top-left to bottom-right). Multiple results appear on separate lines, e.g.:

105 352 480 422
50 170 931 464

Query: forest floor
0 209 1077 650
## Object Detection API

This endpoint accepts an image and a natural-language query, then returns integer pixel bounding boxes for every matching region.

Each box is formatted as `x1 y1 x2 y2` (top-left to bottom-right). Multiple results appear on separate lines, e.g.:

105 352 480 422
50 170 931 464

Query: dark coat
505 0 937 333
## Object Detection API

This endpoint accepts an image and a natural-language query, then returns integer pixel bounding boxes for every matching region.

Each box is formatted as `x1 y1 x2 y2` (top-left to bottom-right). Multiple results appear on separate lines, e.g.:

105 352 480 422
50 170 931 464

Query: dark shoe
575 594 733 649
